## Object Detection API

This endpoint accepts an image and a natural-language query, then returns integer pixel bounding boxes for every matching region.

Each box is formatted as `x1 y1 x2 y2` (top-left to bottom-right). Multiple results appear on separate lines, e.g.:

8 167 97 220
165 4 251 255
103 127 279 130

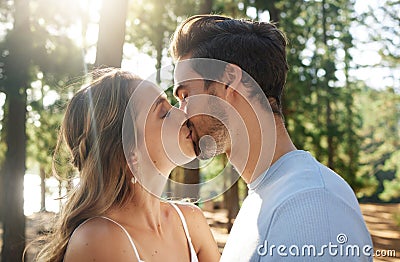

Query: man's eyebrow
173 82 188 98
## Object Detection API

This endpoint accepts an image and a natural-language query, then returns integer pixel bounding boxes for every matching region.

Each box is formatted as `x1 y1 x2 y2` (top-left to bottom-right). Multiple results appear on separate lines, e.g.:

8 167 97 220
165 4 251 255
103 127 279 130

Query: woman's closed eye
162 110 171 119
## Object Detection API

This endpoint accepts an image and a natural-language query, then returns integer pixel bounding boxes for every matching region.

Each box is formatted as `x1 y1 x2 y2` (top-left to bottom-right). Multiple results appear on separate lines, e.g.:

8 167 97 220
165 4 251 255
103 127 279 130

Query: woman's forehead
131 81 164 107
128 81 166 122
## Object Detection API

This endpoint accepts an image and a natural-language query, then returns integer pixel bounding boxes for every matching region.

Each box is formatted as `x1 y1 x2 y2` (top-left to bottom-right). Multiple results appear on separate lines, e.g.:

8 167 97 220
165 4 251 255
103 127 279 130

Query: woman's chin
177 150 196 165
178 140 197 159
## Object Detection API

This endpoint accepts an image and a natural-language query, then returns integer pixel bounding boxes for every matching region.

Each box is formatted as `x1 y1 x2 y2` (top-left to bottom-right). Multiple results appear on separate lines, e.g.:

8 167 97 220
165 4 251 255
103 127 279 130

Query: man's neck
227 112 296 184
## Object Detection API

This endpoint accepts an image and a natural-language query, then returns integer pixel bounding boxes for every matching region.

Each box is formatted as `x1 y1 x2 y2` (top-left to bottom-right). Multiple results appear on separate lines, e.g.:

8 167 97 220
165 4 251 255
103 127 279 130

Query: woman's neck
107 184 164 234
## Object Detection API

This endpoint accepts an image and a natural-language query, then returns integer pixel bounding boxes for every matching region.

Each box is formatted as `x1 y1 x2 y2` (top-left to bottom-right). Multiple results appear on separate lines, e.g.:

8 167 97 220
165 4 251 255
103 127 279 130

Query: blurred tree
366 0 400 200
126 0 196 84
95 0 129 67
0 0 14 226
200 0 213 14
181 1 213 199
1 0 87 221
354 0 400 200
364 0 400 88
274 0 365 190
12 0 83 214
0 0 31 259
222 155 239 232
356 87 400 201
213 0 246 18
28 0 84 209
242 0 278 21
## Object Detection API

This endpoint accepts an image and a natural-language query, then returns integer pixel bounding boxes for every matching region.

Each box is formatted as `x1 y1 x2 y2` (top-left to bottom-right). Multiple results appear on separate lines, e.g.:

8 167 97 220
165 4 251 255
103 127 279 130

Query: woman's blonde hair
33 68 141 261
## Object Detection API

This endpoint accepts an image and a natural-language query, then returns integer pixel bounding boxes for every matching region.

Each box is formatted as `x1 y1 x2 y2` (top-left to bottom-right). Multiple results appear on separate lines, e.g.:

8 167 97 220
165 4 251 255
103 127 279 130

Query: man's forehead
174 59 205 85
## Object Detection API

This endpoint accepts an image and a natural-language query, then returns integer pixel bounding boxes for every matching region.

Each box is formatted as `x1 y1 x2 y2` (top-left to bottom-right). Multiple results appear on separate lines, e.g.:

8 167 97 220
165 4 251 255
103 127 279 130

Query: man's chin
197 146 224 160
192 140 210 160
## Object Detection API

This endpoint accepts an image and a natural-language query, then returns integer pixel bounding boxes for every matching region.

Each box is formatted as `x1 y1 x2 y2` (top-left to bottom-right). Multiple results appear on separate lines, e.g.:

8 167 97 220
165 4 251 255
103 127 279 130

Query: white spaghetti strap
96 216 143 261
170 203 192 241
170 203 199 262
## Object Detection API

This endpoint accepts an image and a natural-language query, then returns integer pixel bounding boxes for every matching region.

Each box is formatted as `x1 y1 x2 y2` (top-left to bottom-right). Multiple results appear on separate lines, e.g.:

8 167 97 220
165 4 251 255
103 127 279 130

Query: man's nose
179 100 188 113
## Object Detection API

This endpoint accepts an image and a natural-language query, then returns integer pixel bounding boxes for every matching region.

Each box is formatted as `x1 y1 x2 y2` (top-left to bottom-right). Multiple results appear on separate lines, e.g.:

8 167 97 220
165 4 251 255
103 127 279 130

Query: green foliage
355 0 400 201
126 0 196 58
25 0 84 179
0 0 84 182
276 0 365 189
356 87 400 200
368 0 400 68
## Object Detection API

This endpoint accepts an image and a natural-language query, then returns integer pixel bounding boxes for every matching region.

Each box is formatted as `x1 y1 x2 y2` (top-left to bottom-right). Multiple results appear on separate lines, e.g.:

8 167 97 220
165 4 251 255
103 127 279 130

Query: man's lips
185 120 200 156
193 139 200 156
191 132 201 156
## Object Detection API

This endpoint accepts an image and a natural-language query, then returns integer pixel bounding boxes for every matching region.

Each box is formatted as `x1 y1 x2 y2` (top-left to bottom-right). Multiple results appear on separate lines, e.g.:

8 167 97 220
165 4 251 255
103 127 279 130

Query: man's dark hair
170 15 289 115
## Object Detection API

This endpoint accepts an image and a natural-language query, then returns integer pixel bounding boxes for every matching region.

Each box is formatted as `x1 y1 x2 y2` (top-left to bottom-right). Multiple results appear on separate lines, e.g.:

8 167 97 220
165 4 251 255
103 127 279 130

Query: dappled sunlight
0 0 399 260
24 174 64 216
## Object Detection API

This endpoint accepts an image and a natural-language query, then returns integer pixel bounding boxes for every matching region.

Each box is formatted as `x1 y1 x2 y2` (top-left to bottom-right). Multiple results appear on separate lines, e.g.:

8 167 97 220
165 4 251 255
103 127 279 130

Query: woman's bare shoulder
173 202 205 220
64 217 137 262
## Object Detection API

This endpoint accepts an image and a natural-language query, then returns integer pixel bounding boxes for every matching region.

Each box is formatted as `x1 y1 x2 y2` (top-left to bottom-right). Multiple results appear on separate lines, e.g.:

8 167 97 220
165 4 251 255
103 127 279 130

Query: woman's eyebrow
153 95 168 112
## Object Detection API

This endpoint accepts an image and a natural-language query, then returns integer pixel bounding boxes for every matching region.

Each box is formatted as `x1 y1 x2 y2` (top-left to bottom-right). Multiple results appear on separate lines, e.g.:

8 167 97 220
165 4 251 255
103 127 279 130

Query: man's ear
224 63 242 101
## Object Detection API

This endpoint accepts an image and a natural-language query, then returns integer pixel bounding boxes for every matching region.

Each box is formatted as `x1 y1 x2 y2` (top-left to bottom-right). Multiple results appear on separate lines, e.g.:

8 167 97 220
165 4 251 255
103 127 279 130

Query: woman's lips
186 129 192 139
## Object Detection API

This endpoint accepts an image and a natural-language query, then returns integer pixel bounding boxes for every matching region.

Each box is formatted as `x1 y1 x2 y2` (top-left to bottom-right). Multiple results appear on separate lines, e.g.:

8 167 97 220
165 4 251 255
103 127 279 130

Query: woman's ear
130 152 138 165
224 63 242 102
127 152 139 184
127 152 138 172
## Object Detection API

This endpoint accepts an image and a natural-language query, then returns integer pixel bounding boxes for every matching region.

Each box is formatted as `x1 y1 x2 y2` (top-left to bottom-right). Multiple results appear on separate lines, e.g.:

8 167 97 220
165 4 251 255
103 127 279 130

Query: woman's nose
179 100 187 113
170 106 188 126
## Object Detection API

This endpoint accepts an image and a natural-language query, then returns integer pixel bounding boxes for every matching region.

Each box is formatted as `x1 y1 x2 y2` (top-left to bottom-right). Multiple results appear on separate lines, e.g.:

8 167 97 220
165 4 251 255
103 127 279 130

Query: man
171 15 373 261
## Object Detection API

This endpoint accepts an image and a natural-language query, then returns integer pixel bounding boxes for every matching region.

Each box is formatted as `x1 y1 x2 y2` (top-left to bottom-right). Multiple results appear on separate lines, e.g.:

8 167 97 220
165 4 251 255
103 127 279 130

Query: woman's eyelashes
161 109 171 119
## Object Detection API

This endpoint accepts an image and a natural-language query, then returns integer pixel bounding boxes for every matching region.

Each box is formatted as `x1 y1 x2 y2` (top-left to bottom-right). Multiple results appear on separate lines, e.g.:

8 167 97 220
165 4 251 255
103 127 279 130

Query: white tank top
67 202 199 262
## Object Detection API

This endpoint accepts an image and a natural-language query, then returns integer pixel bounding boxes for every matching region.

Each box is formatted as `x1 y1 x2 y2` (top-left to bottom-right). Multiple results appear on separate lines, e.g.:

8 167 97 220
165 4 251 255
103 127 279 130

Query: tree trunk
95 0 128 68
0 169 3 223
172 166 184 198
155 36 163 85
1 0 30 260
224 165 239 232
40 167 46 212
222 155 239 232
200 0 213 14
1 93 27 262
183 159 200 201
322 0 334 169
0 97 8 224
266 1 280 23
178 1 216 202
59 179 63 211
344 44 356 186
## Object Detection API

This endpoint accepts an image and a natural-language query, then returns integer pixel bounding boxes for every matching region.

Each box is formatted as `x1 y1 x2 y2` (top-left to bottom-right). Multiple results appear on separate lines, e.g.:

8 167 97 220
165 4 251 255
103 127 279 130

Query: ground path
204 203 400 261
0 203 399 261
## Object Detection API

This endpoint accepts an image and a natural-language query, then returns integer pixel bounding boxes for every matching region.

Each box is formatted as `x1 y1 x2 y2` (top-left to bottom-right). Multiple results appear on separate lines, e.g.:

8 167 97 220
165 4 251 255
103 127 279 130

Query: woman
35 68 220 261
